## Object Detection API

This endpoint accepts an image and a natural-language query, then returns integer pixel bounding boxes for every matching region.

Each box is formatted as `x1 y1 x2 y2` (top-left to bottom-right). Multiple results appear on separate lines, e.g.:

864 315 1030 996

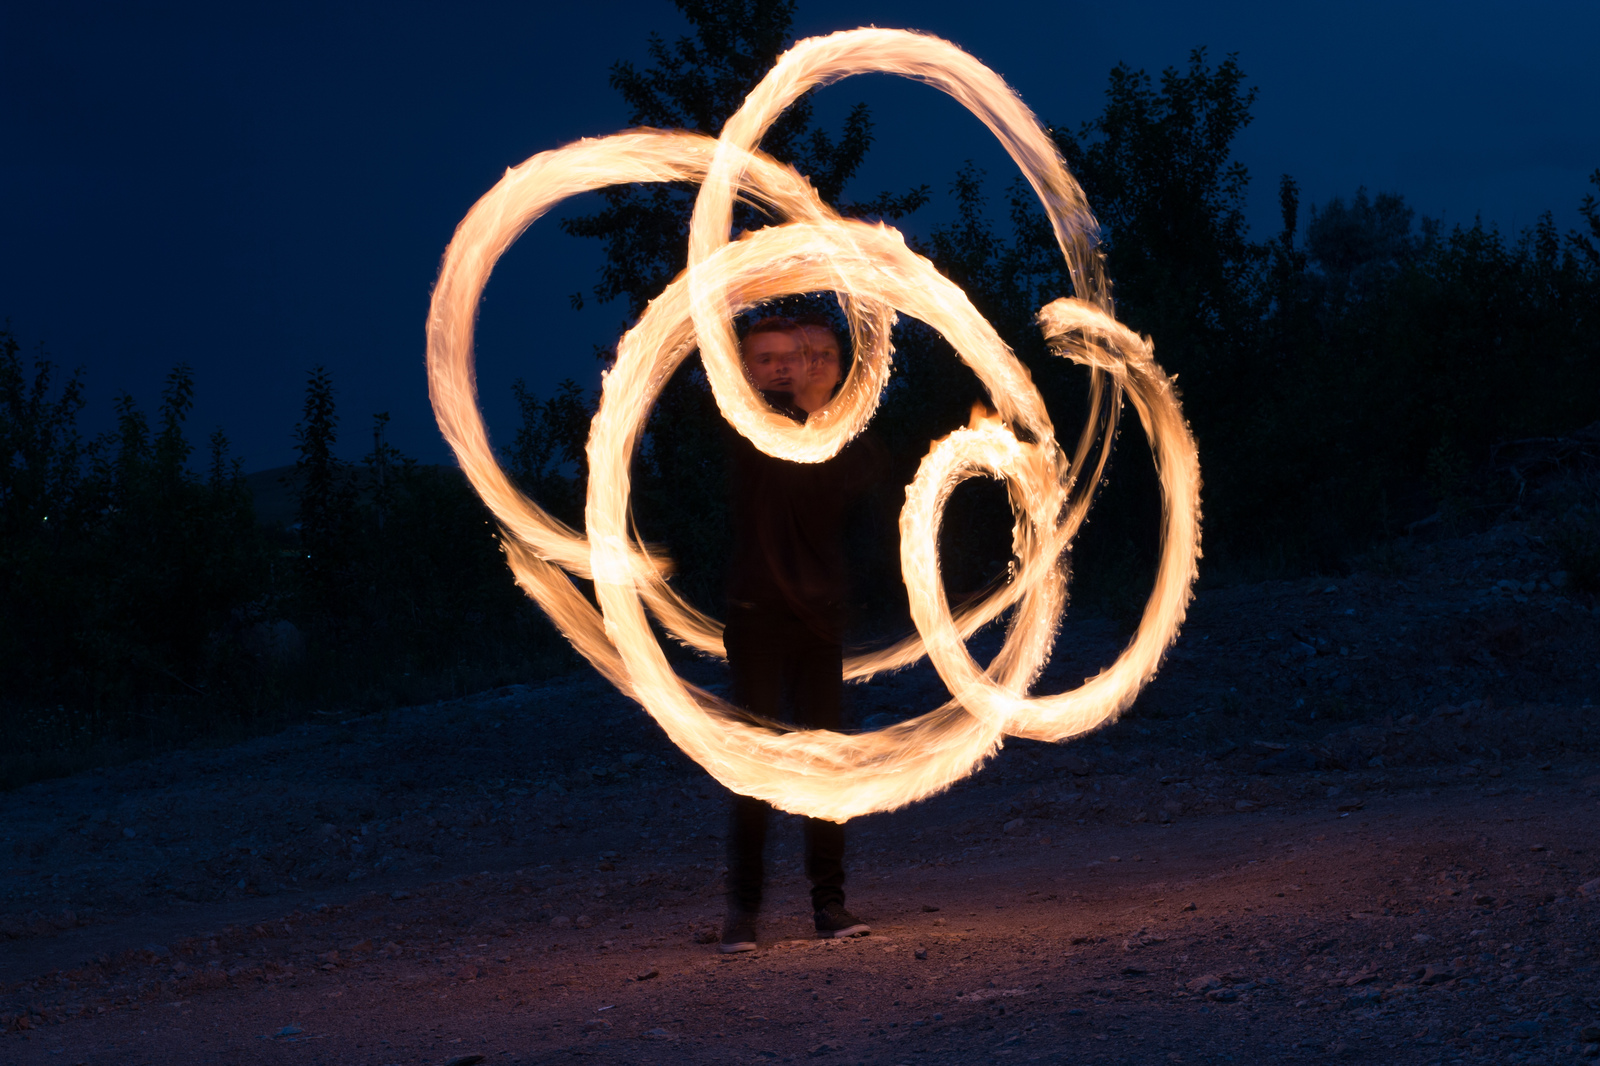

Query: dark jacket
726 392 887 643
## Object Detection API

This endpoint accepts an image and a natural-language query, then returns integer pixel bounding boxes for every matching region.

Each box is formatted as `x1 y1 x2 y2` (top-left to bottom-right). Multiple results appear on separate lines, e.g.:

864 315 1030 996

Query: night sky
5 1 1597 471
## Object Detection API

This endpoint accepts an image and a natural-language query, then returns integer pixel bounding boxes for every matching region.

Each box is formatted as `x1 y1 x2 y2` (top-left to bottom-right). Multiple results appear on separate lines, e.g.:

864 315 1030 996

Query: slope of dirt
4 519 1599 1064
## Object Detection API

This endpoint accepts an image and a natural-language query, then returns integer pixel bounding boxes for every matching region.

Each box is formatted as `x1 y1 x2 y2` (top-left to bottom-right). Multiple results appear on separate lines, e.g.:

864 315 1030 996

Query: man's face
741 328 805 397
794 325 843 414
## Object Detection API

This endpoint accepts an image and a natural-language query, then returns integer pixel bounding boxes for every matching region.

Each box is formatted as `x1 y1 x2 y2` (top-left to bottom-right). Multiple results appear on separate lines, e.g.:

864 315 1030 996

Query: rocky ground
3 517 1600 1065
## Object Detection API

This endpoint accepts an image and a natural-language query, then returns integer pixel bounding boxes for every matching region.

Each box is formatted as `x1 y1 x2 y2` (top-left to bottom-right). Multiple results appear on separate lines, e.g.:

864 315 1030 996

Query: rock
1206 988 1238 1003
574 915 593 929
1186 974 1223 993
914 949 928 960
1473 894 1495 905
641 1028 670 1040
1182 902 1197 911
443 1057 486 1066
636 967 659 981
123 827 137 839
1578 878 1600 898
1234 800 1258 812
1504 1019 1540 1039
550 916 571 928
390 890 411 901
807 1042 842 1056
1336 798 1365 812
921 904 941 912
1002 818 1027 834
1579 1025 1600 1043
1418 965 1455 985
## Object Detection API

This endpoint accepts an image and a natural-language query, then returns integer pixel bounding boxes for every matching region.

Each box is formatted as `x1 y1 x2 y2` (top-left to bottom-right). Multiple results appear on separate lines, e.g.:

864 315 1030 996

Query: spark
426 29 1201 823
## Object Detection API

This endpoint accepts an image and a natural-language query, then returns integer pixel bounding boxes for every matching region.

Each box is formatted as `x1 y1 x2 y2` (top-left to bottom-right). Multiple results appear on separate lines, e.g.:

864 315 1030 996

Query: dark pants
724 605 846 914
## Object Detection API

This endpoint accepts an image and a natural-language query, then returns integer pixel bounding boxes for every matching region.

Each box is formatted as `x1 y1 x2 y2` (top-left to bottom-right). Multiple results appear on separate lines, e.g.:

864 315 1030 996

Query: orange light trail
426 28 1201 823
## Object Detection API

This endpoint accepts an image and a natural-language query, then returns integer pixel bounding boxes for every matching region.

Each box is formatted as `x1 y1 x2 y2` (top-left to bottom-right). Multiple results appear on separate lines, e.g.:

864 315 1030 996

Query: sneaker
814 902 870 938
719 910 758 953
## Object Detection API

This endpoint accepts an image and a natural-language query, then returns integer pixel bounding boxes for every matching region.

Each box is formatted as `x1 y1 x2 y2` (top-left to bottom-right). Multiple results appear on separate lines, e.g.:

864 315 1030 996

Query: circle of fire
426 29 1201 823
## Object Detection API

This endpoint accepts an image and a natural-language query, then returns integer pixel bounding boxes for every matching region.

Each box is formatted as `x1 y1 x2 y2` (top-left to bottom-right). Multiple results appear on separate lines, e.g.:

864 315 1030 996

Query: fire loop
426 28 1201 822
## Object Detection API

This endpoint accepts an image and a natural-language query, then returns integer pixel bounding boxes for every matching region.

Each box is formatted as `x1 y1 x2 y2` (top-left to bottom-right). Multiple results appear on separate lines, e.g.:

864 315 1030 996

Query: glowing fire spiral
426 28 1201 823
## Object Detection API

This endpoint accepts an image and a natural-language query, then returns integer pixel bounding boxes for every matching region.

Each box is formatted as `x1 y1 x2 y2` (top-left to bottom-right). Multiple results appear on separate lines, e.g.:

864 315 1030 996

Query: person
720 314 884 953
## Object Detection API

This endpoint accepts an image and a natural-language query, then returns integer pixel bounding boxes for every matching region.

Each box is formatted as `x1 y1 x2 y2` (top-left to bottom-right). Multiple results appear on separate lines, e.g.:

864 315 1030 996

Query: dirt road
5 520 1600 1064
5 761 1600 1065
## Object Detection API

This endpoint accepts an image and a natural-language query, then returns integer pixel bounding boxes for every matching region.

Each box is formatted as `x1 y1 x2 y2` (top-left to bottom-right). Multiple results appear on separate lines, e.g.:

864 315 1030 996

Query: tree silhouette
292 366 357 616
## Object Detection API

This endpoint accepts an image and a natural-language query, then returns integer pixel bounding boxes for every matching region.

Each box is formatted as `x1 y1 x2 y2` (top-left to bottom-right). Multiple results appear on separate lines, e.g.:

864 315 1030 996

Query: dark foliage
1235 176 1600 565
1 354 572 789
509 378 595 528
1 352 264 768
561 0 929 318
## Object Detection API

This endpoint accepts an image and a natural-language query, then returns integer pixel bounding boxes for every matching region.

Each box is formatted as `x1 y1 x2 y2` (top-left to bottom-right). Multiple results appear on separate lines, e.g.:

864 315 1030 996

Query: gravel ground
4 519 1600 1064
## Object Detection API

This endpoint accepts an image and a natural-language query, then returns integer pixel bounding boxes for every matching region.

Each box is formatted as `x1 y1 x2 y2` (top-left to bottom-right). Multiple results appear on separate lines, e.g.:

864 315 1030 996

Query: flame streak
425 29 1201 823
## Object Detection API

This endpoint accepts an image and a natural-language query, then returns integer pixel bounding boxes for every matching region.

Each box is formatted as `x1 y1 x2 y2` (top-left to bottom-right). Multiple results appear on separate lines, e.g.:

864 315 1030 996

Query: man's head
740 316 805 400
791 314 844 414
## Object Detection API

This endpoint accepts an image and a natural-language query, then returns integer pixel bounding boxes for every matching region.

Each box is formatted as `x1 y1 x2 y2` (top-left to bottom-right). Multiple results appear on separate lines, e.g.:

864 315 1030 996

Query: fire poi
425 28 1201 823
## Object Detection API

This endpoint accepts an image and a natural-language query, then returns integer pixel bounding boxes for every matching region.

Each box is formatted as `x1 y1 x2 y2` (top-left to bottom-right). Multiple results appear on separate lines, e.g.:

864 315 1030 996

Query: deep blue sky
4 1 1597 472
